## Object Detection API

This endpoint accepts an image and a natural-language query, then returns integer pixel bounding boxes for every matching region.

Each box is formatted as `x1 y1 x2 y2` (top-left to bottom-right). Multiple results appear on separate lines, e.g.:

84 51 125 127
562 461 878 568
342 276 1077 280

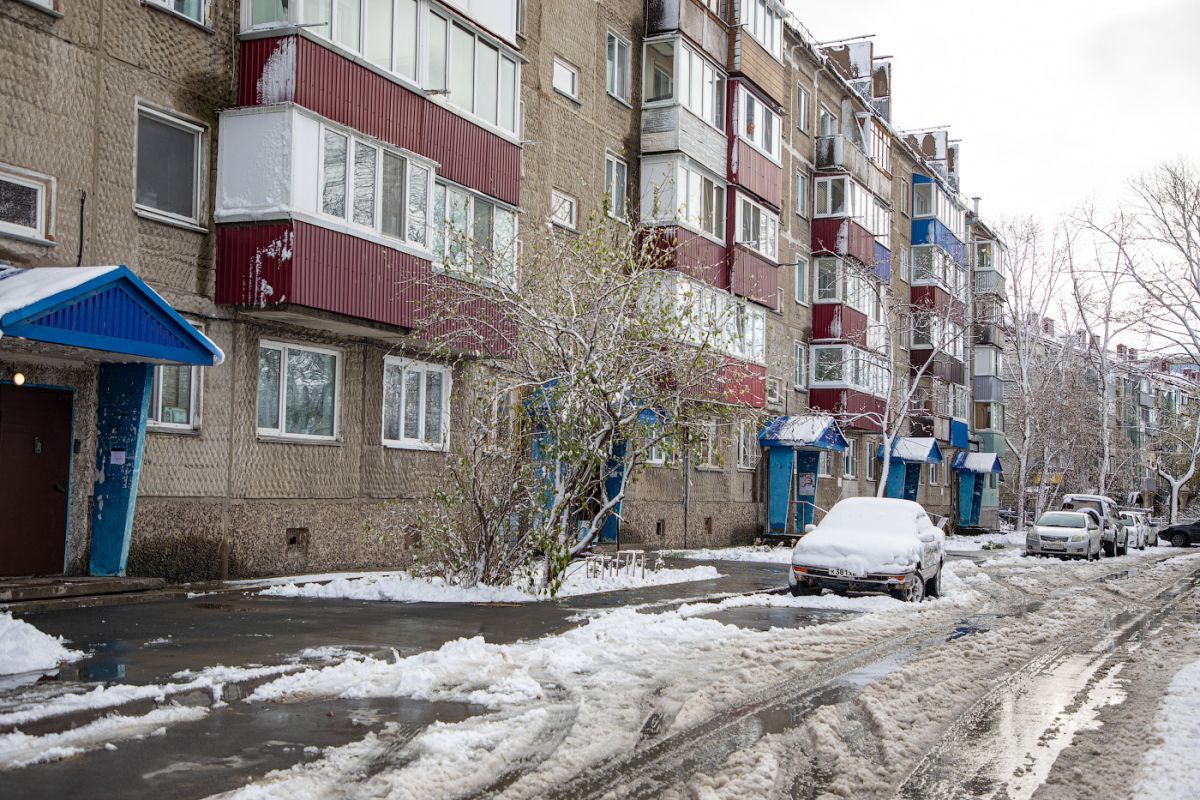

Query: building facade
1 0 1010 582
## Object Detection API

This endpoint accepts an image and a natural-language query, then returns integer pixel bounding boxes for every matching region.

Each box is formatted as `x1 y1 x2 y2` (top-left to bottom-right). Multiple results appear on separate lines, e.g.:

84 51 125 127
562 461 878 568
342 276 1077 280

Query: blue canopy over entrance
877 437 943 502
760 415 848 537
953 452 1003 527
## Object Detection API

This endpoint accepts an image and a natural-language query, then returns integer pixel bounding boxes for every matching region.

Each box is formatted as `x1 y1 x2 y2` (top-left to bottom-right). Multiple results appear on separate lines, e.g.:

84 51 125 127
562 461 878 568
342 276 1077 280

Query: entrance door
0 385 73 577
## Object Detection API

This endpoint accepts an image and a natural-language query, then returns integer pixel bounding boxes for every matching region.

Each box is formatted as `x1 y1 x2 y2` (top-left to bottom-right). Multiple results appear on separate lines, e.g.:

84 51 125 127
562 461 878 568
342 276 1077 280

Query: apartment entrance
0 384 73 577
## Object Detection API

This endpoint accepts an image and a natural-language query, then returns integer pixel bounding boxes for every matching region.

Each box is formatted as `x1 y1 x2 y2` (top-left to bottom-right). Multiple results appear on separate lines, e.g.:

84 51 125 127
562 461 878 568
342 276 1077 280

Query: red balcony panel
909 350 966 385
808 388 885 432
811 217 875 266
731 245 778 309
722 360 767 409
216 221 511 355
910 284 966 323
641 226 728 289
731 141 783 209
238 35 520 207
811 303 867 344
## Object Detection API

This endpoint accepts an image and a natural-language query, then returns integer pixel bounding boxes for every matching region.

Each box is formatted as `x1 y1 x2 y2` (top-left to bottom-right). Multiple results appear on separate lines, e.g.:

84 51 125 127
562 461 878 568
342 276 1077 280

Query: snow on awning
952 452 1003 474
759 414 848 452
0 265 224 366
879 437 943 464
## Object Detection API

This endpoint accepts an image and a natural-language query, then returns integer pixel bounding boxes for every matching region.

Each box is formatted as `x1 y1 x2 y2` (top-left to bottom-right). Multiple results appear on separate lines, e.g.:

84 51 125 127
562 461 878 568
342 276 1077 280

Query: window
678 44 725 129
553 57 579 100
929 462 941 486
796 84 811 133
606 31 631 102
147 0 206 24
432 181 518 286
843 439 857 477
741 0 783 59
738 421 760 470
320 125 434 249
643 40 675 103
667 274 765 363
866 440 877 480
912 178 967 241
818 450 832 477
794 256 808 304
738 86 781 160
604 153 628 220
900 247 911 282
737 196 779 260
382 357 451 450
674 161 726 240
0 164 53 242
795 171 809 218
811 345 889 397
135 106 203 226
900 178 909 217
695 420 718 468
952 384 970 420
794 341 808 389
149 354 201 431
819 106 837 137
257 342 339 440
766 377 783 405
550 189 577 229
647 434 675 467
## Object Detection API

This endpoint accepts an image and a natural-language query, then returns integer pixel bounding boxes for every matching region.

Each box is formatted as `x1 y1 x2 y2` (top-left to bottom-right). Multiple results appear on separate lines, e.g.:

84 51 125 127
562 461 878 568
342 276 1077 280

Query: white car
1026 510 1102 560
789 497 945 602
1118 511 1149 551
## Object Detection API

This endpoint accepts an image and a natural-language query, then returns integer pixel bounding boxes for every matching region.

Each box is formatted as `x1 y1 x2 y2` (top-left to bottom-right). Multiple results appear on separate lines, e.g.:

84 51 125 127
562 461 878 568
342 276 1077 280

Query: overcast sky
788 0 1200 223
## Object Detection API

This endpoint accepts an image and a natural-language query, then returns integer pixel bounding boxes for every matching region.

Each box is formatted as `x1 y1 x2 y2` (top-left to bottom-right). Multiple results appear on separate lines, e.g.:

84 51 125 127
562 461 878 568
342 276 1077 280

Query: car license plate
1043 542 1065 550
829 568 857 578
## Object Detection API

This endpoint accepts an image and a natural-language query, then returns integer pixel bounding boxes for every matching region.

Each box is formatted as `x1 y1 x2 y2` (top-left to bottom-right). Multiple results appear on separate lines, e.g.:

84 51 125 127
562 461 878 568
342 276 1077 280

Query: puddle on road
703 605 857 632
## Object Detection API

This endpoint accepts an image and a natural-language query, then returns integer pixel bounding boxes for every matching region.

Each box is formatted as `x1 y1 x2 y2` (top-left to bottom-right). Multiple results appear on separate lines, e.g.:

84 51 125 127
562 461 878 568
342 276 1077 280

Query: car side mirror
804 524 816 534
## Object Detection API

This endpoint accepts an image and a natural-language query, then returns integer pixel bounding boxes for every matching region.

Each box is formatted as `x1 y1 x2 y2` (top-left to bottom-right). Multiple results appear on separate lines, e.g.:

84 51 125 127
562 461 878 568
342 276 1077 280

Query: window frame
794 255 809 305
695 419 719 469
256 340 342 442
736 194 780 261
431 178 519 287
606 29 631 104
145 0 208 26
148 323 205 432
604 152 628 221
818 449 833 478
794 340 808 390
866 439 877 481
737 84 782 163
381 355 453 451
675 159 726 243
843 438 857 478
550 189 578 230
795 170 810 219
553 56 580 101
818 105 838 138
737 420 761 470
795 83 811 133
133 103 205 229
0 163 55 244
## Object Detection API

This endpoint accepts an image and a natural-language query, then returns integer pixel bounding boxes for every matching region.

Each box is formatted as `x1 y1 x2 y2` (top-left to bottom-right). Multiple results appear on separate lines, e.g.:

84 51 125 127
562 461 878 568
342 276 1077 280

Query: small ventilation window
0 165 54 243
655 519 666 538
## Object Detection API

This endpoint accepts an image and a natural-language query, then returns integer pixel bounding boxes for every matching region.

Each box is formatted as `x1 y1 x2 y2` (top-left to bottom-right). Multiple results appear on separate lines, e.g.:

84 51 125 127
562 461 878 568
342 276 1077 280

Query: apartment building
0 0 1008 583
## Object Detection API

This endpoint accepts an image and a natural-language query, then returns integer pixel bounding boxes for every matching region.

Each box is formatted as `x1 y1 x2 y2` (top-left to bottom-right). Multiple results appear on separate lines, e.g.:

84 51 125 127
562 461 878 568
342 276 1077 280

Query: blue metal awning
759 414 848 452
953 452 1003 474
877 437 944 464
0 266 223 365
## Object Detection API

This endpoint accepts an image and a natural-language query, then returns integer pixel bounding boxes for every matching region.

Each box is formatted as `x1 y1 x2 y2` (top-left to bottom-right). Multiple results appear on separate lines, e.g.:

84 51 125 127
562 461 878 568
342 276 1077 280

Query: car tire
1118 542 1127 556
1103 540 1115 557
1173 533 1189 548
925 563 943 599
895 574 925 603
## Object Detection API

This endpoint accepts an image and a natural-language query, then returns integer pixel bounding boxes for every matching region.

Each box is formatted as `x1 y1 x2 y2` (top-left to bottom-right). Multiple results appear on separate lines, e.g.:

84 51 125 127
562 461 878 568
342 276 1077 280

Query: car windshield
1120 514 1135 524
1037 513 1086 529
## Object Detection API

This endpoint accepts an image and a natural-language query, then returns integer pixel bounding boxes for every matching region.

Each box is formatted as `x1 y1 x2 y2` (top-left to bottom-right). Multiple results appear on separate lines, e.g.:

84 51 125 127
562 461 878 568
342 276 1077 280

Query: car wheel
898 574 925 603
1104 540 1115 557
1118 542 1128 556
925 563 943 599
1173 533 1189 548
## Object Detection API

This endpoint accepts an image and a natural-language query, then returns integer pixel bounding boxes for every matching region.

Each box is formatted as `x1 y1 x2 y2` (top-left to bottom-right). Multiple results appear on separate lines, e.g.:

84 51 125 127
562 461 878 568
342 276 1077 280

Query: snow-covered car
789 497 945 602
1060 494 1126 557
1026 511 1101 560
1118 511 1149 551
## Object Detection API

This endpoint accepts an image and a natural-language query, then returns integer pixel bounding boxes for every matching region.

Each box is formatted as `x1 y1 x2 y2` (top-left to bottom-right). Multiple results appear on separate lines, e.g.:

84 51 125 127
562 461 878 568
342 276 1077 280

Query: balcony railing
973 269 1006 298
973 375 1005 403
974 321 1006 347
815 135 891 199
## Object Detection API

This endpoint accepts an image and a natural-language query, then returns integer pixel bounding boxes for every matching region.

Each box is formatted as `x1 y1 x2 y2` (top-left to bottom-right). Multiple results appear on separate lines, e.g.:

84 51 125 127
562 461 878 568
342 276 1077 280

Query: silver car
1026 511 1102 560
1119 511 1149 551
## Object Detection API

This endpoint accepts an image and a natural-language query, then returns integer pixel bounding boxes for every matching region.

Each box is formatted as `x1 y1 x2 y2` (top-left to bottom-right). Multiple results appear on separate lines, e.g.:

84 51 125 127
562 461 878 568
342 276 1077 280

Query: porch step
0 576 165 603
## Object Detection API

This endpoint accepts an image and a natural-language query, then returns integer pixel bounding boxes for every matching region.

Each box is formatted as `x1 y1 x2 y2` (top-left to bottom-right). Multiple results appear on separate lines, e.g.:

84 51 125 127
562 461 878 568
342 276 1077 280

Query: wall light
12 372 25 386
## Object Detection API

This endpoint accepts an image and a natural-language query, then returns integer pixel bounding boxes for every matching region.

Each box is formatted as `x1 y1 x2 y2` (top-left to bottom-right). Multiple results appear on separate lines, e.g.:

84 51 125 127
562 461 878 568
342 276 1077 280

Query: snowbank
0 613 84 676
258 564 722 604
670 546 794 564
1133 657 1200 799
943 531 1025 552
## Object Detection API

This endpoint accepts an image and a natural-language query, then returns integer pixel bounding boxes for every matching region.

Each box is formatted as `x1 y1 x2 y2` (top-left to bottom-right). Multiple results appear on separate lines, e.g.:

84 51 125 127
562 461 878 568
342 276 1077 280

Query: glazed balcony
811 217 876 267
974 375 1005 403
973 268 1007 299
911 350 966 385
911 218 967 268
815 135 891 200
641 104 728 179
645 0 729 65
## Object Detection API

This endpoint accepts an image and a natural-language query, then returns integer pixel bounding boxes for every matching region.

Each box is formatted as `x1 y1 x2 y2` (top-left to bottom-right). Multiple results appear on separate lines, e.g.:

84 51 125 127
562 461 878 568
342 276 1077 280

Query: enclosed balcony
974 268 1007 299
645 0 729 65
815 135 891 200
911 350 965 385
974 375 1005 403
812 217 876 267
809 389 886 432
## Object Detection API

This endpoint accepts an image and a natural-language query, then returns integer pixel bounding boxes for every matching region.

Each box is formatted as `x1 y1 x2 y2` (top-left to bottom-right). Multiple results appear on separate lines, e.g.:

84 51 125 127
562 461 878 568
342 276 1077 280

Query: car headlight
1070 534 1086 542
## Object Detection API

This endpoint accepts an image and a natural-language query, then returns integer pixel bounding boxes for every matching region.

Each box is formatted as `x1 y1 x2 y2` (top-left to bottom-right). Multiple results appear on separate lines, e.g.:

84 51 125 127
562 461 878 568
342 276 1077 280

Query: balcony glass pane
475 41 499 125
321 129 347 218
381 151 405 239
352 141 377 227
644 41 674 103
427 12 447 90
395 0 417 79
450 24 475 112
334 0 360 52
407 163 429 245
365 0 392 68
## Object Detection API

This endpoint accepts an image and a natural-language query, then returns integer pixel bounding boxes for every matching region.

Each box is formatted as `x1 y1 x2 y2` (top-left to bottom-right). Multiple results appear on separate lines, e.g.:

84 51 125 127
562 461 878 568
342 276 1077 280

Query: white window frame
606 30 631 103
794 341 808 390
766 377 783 405
134 103 204 228
843 438 857 478
146 0 207 25
794 255 809 305
381 355 452 451
866 440 877 481
550 189 578 230
796 83 811 133
819 105 838 138
646 434 675 467
675 160 726 242
737 420 761 470
929 461 941 486
795 170 809 218
148 324 204 432
432 179 519 287
604 152 628 220
736 195 779 261
0 163 54 243
818 449 833 477
256 340 342 441
553 56 580 101
737 85 781 163
696 420 719 468
900 178 910 217
740 0 783 59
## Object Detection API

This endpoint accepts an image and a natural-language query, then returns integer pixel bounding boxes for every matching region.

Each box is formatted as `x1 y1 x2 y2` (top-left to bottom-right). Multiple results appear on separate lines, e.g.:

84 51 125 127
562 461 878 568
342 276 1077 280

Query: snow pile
259 564 722 604
677 591 900 618
0 705 207 770
943 530 1025 552
1133 657 1200 799
671 545 794 564
0 612 84 676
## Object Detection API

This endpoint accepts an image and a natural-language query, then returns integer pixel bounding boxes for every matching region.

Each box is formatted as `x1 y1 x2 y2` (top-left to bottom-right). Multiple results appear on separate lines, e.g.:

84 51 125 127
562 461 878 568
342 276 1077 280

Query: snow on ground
258 564 722 604
943 530 1026 552
670 545 794 564
0 612 84 677
0 705 207 770
1133 657 1200 799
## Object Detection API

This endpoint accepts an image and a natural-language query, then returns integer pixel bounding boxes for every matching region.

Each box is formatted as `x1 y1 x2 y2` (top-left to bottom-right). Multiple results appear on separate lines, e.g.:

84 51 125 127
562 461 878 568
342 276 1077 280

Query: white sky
787 0 1200 223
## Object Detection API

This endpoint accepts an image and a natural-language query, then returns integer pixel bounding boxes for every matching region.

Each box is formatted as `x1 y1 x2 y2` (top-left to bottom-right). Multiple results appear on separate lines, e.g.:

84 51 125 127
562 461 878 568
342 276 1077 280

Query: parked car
1060 494 1126 557
1025 511 1102 560
1159 519 1200 548
789 497 945 602
1118 511 1149 551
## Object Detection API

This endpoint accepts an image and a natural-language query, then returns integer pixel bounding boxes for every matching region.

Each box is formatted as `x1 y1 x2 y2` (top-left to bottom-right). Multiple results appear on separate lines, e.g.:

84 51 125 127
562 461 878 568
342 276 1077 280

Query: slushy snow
1133 657 1200 799
0 612 84 676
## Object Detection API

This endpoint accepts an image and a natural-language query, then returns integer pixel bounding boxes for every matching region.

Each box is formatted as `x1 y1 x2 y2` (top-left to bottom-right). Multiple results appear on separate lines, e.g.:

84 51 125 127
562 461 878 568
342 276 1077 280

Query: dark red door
0 385 73 577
